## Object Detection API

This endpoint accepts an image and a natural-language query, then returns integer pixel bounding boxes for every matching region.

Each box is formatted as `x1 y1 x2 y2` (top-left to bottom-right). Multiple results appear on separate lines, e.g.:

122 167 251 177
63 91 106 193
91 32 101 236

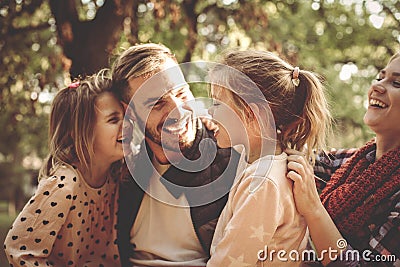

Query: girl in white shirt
207 50 332 266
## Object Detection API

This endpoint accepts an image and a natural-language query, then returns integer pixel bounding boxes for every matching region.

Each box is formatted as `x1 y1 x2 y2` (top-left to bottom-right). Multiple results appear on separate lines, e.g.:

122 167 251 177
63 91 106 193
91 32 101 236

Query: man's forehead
128 66 189 102
149 65 187 91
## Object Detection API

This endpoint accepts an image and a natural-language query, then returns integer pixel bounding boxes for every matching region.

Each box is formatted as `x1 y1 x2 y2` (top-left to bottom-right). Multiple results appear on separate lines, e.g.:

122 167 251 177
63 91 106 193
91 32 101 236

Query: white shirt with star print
208 145 308 267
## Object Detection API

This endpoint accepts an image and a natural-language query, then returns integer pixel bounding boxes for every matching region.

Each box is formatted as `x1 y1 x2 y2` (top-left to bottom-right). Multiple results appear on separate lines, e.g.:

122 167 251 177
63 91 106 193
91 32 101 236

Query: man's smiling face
126 58 197 164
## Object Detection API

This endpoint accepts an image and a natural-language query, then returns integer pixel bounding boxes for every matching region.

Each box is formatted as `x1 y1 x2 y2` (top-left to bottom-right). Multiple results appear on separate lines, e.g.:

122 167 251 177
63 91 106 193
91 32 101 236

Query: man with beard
111 43 240 267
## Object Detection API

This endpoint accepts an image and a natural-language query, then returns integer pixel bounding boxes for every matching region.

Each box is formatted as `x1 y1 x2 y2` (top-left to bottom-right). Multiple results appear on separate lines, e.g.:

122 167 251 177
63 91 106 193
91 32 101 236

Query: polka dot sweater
4 164 121 267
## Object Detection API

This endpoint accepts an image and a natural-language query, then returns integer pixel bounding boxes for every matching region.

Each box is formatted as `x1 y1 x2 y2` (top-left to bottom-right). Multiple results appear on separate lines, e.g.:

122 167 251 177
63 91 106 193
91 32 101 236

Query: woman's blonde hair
389 52 400 63
212 50 332 162
39 69 123 179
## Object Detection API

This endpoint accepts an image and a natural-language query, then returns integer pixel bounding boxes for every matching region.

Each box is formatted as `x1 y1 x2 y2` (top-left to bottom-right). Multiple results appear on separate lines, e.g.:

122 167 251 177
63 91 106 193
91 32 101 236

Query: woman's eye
393 81 400 88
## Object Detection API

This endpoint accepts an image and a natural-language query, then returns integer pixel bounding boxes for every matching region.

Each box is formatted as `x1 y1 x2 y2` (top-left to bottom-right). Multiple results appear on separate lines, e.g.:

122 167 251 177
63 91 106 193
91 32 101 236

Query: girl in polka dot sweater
4 70 132 266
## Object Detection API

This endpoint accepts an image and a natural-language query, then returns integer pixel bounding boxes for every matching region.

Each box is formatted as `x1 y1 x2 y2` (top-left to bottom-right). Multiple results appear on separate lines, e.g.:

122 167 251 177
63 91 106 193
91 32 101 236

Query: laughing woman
287 53 400 266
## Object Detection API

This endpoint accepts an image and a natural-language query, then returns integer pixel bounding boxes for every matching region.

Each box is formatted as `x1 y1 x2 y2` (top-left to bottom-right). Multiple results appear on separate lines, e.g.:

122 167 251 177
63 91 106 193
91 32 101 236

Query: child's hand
200 117 219 136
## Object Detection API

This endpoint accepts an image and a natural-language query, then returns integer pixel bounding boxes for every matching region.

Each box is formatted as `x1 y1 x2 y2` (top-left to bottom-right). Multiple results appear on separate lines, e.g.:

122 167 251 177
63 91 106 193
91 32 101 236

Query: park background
0 0 399 265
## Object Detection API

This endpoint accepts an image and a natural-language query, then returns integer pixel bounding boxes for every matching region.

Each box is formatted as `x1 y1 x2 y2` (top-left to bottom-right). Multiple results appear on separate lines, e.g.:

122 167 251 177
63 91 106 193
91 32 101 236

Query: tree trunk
49 0 137 77
182 0 198 62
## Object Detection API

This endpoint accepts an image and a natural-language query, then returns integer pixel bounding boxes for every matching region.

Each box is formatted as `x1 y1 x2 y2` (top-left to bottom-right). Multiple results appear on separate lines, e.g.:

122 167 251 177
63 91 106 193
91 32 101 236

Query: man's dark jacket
116 123 240 266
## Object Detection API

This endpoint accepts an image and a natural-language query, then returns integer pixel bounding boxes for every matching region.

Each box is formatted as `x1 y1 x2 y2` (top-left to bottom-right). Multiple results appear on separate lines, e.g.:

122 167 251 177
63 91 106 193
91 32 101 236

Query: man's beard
143 117 197 152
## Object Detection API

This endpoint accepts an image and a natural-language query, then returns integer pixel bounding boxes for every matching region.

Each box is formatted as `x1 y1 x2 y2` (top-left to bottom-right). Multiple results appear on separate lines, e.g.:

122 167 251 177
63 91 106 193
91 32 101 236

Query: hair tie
68 81 80 89
292 67 300 87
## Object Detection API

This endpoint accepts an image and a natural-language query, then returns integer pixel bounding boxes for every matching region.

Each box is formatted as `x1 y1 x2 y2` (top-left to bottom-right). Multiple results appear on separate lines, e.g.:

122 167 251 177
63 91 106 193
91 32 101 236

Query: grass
0 211 16 266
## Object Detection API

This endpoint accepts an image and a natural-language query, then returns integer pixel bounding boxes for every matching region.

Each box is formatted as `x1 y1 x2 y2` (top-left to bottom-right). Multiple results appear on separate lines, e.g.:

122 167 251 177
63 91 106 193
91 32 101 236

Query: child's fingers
201 117 219 133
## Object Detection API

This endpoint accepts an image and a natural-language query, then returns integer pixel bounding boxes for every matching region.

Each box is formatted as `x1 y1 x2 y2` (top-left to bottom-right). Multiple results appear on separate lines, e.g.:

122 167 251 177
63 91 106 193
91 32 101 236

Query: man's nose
208 105 215 117
168 95 191 120
119 118 132 138
123 118 133 131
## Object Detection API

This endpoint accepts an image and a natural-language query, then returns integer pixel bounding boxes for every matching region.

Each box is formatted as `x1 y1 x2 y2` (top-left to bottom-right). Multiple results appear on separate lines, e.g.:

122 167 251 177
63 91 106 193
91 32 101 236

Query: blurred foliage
0 0 399 205
0 209 17 266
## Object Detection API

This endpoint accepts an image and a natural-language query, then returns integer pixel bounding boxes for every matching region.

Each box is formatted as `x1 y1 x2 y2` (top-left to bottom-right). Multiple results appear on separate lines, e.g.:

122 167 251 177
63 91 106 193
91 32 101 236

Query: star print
250 225 269 242
227 254 251 267
224 222 235 234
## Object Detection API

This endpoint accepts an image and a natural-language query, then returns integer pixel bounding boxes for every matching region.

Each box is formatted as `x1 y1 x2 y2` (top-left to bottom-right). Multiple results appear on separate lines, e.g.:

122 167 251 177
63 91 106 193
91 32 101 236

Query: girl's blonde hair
212 50 332 162
39 69 123 179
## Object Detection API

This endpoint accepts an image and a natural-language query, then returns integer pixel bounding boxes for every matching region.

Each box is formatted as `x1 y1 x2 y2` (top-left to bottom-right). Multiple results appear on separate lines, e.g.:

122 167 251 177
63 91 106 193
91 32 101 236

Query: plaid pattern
314 148 358 192
314 149 400 266
367 189 400 266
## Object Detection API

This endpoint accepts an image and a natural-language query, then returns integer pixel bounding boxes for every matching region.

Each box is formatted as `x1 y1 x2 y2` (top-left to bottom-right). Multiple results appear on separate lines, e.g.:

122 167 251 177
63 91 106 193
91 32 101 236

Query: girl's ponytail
286 69 332 162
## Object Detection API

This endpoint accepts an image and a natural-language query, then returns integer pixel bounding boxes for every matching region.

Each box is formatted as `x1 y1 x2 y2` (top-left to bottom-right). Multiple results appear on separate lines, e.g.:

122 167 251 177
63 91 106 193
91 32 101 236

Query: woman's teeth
369 99 387 108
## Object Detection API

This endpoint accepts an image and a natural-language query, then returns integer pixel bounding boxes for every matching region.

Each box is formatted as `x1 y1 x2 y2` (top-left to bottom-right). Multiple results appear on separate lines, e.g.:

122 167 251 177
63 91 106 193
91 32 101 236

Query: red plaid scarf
320 139 400 246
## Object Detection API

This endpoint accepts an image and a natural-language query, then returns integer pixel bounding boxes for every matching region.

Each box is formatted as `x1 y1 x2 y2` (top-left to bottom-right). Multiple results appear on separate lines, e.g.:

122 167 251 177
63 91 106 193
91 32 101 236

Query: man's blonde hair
111 43 176 103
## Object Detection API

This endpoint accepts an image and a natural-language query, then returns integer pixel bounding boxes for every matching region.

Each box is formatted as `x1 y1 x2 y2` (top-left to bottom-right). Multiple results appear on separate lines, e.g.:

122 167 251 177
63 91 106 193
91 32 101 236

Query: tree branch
381 4 400 29
7 23 50 36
